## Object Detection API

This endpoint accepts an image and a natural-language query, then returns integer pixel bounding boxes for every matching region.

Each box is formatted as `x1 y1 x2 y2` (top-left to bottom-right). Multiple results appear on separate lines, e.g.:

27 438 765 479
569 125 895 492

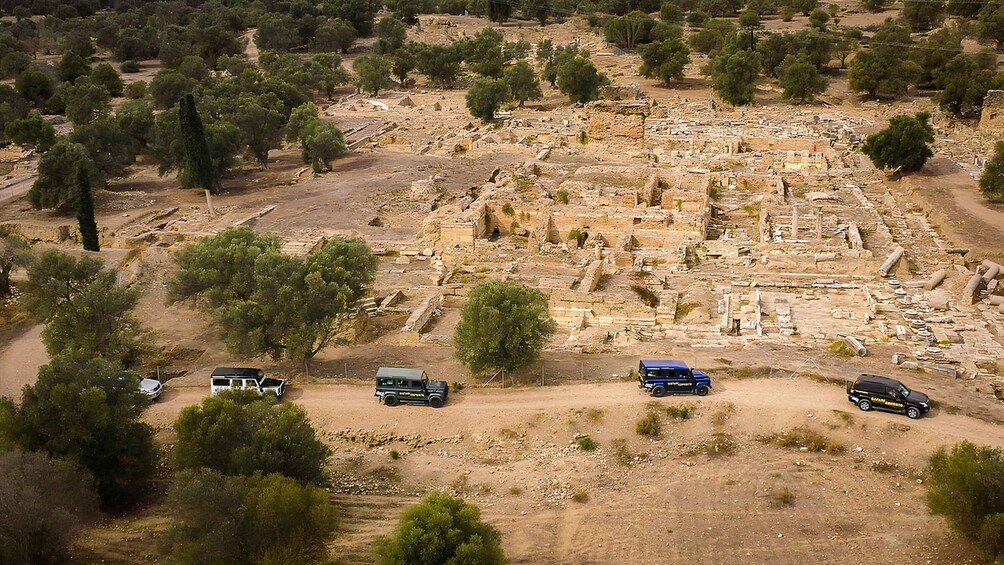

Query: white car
139 378 163 400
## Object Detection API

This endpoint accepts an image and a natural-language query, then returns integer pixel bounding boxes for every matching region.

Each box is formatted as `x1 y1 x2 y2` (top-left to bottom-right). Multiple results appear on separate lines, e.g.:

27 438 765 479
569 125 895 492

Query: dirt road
136 378 1003 564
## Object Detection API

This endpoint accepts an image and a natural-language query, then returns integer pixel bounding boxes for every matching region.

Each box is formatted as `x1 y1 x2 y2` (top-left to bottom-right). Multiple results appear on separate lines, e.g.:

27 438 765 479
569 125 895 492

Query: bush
928 441 1004 559
374 491 505 565
121 60 141 73
571 489 589 503
0 353 156 510
167 469 336 565
453 280 555 374
770 486 796 507
568 228 588 246
0 450 99 564
980 141 1004 201
125 80 147 99
636 412 662 437
556 188 569 203
174 391 331 484
861 112 934 173
575 435 598 451
665 405 691 420
774 426 845 453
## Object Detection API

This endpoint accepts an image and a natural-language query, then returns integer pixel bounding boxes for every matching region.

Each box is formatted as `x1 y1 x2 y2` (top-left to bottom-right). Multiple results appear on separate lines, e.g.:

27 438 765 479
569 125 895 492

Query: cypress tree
178 94 218 214
75 167 100 252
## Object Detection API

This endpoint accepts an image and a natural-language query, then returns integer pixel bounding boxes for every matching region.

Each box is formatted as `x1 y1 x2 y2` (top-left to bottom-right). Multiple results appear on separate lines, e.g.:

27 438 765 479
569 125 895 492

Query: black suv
847 374 931 419
375 367 449 408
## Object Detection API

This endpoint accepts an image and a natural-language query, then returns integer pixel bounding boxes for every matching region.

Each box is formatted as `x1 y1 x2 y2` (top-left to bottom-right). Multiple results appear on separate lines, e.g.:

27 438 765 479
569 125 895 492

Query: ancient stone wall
980 90 1004 132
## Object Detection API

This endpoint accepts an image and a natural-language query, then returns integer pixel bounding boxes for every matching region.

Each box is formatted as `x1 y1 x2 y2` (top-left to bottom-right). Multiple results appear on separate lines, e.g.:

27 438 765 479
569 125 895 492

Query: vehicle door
242 378 260 393
885 386 907 413
660 369 688 391
211 377 230 395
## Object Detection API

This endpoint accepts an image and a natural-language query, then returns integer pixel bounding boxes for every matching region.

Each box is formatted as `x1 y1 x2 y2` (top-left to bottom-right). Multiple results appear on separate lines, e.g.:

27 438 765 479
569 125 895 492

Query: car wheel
906 406 921 419
384 395 399 407
695 385 710 396
652 385 666 397
857 399 872 412
429 396 444 408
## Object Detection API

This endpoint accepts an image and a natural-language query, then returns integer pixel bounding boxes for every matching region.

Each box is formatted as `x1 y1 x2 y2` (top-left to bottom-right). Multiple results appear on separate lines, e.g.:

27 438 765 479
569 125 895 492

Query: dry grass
609 438 634 466
631 284 660 308
636 412 662 438
710 403 736 429
769 487 796 507
687 432 739 457
728 366 773 380
675 302 700 319
828 340 856 357
571 490 589 503
664 405 692 420
764 426 846 454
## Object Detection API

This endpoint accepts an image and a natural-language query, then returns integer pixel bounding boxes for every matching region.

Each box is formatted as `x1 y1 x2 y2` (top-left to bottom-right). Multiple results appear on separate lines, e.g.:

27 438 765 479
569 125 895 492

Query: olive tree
0 353 156 510
169 228 377 363
453 280 555 374
861 112 934 173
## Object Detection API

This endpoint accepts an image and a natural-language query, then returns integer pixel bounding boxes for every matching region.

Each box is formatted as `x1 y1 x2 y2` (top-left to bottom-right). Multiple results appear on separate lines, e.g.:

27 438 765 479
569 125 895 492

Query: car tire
429 396 444 408
858 399 872 412
384 395 399 407
695 385 710 396
906 406 921 419
652 385 666 397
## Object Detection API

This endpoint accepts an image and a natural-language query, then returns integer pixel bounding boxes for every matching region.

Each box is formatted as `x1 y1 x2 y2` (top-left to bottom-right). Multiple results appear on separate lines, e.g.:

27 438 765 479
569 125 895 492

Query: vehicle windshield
898 385 911 398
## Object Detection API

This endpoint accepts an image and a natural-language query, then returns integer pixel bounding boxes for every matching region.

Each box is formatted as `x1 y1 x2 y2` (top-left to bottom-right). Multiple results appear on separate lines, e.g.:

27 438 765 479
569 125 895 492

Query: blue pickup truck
638 360 712 397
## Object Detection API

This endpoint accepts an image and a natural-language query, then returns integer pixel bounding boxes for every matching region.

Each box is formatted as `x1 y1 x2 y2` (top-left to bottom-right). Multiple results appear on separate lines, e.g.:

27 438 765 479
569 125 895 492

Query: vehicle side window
887 387 899 398
244 379 258 388
647 369 660 378
378 378 394 387
212 378 229 387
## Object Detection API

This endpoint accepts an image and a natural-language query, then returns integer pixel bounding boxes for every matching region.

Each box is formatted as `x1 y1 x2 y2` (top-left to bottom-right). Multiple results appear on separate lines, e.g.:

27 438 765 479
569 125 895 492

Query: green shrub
664 405 691 420
167 469 336 565
928 441 1004 559
556 189 569 204
568 228 588 247
0 450 99 564
501 202 514 215
374 491 505 564
390 449 400 460
0 353 155 510
174 391 330 484
575 435 597 451
636 412 661 438
120 60 140 73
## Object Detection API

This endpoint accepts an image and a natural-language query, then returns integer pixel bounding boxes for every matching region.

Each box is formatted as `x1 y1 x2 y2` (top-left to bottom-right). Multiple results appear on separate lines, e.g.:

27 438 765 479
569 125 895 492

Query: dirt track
136 378 1004 564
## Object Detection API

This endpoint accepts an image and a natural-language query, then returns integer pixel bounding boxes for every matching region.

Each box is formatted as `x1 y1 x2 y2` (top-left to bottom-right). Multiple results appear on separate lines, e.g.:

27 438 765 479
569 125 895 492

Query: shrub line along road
144 379 1004 449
